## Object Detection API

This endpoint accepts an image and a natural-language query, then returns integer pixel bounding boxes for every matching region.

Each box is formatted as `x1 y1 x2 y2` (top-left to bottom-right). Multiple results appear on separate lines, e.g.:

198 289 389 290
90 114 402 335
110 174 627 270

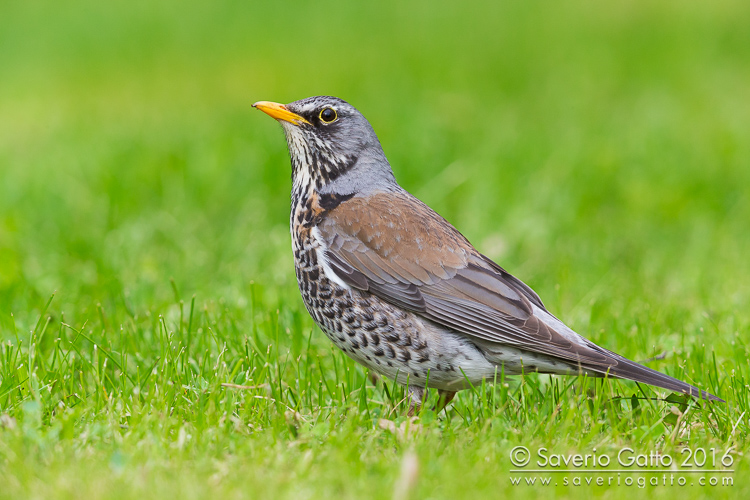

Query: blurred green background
2 0 748 332
1 0 749 497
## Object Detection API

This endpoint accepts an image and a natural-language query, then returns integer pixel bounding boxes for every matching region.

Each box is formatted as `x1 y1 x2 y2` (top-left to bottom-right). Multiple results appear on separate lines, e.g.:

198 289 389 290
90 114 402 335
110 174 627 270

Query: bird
253 95 723 413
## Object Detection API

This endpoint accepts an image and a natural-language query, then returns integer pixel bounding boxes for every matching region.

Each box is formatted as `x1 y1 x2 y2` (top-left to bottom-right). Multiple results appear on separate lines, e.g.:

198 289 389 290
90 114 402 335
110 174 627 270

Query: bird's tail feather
583 345 724 403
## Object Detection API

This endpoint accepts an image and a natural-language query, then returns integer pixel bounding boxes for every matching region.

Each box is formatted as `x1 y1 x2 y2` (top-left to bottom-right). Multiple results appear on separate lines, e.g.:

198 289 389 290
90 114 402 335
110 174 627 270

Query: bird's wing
317 190 722 401
319 190 607 363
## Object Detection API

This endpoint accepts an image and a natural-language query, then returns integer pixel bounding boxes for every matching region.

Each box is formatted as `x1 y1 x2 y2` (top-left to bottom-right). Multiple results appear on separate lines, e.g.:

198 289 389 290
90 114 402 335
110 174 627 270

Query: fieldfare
253 96 723 413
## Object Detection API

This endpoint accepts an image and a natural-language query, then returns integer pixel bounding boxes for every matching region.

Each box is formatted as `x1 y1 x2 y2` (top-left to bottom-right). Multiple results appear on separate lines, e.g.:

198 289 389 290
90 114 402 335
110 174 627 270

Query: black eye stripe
319 107 337 123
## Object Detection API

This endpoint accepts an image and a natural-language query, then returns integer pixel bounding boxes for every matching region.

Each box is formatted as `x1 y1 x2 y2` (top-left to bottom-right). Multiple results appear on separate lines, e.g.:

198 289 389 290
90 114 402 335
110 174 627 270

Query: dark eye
319 107 337 123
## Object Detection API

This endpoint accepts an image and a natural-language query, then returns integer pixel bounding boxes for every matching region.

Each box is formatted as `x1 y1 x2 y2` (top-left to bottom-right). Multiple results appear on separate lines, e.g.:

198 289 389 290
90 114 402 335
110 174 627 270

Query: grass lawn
1 1 749 498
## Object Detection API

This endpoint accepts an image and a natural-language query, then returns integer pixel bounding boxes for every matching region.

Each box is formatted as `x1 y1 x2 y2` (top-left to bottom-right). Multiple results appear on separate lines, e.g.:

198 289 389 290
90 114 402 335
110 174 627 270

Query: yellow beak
252 101 310 126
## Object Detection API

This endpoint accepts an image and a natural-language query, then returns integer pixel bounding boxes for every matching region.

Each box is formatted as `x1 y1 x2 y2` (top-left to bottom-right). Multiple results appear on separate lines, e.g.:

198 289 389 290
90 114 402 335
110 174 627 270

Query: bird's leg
406 385 425 417
434 390 456 413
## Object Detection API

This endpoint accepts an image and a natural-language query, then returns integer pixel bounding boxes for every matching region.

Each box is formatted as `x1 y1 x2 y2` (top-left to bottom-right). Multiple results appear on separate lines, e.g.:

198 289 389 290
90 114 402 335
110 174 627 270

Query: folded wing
317 189 722 402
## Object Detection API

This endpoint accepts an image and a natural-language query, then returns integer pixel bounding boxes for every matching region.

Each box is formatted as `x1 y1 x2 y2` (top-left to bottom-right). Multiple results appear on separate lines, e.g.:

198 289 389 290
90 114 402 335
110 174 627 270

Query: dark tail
585 344 724 402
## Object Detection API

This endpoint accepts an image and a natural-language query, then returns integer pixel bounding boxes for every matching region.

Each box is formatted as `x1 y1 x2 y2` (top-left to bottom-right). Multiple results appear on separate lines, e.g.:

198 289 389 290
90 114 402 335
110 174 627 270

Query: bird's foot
406 386 425 417
434 390 456 413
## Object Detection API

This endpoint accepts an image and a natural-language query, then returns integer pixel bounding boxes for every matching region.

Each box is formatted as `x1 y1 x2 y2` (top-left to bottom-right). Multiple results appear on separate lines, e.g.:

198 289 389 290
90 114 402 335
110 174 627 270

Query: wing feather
315 189 722 401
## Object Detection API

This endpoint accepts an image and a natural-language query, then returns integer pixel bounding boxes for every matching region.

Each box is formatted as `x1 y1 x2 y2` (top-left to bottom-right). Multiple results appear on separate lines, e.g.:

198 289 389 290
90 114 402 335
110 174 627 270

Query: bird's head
253 96 395 194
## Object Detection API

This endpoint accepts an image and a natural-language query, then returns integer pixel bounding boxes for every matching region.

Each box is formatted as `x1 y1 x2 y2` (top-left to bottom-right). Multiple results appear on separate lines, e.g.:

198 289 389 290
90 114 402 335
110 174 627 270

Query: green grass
1 0 749 498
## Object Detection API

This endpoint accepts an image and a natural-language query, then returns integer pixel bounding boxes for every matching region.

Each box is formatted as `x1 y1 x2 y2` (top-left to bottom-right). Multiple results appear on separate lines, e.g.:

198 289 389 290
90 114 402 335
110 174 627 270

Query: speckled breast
290 220 434 384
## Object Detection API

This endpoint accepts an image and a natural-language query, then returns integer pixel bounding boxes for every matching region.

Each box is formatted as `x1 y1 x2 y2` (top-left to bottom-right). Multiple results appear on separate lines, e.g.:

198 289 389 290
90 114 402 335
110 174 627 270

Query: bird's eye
319 107 337 123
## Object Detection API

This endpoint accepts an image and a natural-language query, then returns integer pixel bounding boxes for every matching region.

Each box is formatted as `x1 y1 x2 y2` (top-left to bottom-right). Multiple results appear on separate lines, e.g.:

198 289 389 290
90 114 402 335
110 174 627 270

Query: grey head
253 96 397 196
